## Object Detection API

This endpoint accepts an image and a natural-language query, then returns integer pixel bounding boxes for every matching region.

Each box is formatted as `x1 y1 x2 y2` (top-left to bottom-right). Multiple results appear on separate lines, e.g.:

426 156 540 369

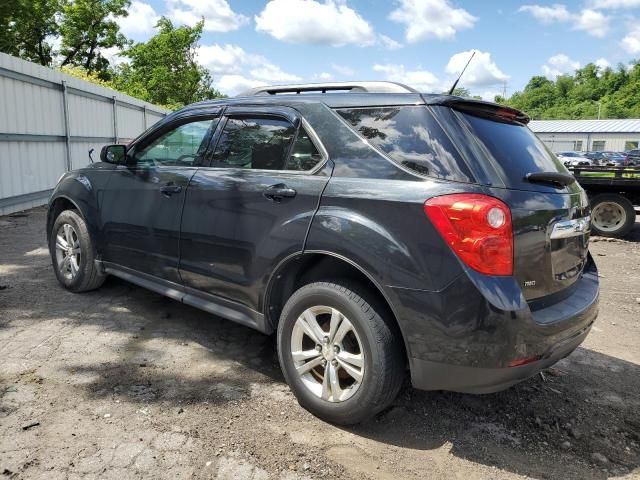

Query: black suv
47 82 599 424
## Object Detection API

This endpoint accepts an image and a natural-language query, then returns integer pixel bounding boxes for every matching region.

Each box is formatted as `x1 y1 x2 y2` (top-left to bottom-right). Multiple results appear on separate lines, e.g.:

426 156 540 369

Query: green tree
504 60 640 120
0 0 63 66
59 0 129 78
115 18 222 109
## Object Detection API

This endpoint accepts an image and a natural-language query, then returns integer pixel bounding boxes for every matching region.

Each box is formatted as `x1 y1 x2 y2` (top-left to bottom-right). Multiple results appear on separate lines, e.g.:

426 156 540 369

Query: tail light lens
424 193 513 276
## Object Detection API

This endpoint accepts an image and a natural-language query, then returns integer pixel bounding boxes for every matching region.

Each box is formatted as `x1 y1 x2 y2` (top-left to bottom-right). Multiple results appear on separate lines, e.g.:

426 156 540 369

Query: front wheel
49 209 106 292
277 281 405 425
590 194 636 238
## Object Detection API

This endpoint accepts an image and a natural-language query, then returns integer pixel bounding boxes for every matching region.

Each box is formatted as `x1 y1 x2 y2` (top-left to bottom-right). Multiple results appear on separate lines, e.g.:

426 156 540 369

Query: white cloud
519 4 610 37
595 58 611 70
168 0 249 32
101 46 128 65
389 0 477 42
445 49 509 87
574 9 609 37
518 4 571 23
216 75 267 96
117 1 159 38
589 0 640 8
542 54 581 79
255 0 375 46
197 44 248 74
621 26 640 54
379 35 403 50
197 44 301 96
373 63 442 92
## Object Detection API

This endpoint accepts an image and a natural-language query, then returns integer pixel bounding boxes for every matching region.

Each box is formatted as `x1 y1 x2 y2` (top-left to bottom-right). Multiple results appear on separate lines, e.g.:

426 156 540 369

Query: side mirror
100 144 127 164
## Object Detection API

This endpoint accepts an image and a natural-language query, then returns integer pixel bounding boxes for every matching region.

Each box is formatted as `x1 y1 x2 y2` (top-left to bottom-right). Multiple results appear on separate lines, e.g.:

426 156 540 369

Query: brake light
424 193 513 276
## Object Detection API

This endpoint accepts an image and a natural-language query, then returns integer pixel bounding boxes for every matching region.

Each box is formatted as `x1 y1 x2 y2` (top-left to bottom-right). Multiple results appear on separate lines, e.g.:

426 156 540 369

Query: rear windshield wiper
525 172 575 188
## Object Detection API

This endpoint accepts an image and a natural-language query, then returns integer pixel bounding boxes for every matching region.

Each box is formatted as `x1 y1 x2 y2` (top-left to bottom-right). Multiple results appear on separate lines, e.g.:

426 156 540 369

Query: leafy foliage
59 0 129 79
499 61 640 120
114 18 223 109
0 0 63 66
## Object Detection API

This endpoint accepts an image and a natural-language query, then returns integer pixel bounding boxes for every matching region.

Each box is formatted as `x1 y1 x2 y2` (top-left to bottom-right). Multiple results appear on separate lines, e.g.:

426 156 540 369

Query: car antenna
447 50 476 95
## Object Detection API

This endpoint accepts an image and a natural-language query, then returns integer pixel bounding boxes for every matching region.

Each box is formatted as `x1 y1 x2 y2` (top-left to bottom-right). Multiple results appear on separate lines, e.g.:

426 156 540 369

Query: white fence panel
0 53 169 216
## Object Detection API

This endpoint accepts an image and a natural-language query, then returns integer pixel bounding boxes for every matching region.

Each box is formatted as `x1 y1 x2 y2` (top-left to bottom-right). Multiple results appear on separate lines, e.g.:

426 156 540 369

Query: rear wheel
49 209 106 292
277 281 404 425
590 194 636 238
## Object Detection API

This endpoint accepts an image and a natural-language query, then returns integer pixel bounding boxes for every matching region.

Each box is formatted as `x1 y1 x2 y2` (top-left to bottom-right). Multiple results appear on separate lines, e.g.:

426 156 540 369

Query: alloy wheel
54 223 81 280
290 306 365 402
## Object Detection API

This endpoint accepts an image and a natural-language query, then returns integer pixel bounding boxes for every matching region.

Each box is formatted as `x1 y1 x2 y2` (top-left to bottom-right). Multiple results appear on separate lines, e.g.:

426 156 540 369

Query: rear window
336 106 474 182
458 111 568 188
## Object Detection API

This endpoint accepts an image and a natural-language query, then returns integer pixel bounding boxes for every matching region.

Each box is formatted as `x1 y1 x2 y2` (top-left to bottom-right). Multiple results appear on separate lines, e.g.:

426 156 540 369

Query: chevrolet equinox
47 82 599 424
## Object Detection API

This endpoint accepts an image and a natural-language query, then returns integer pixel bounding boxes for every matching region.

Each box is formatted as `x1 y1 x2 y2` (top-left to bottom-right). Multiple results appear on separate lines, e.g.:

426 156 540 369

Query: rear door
101 112 220 283
445 106 591 301
179 106 332 311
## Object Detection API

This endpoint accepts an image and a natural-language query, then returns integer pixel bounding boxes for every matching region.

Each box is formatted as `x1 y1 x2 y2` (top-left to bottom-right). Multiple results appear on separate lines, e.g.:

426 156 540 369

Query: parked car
585 151 627 166
47 82 599 425
557 151 592 166
625 149 640 166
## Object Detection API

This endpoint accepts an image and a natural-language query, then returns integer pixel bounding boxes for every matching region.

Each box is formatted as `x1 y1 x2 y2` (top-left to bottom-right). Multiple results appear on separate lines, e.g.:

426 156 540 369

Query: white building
529 119 640 153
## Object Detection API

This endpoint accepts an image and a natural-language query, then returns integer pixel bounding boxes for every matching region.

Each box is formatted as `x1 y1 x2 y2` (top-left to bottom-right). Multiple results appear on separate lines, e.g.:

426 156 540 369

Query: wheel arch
47 195 84 242
264 251 409 360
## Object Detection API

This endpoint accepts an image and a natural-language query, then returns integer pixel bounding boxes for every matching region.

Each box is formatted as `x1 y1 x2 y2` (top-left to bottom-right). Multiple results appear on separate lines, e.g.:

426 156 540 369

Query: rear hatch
432 101 591 301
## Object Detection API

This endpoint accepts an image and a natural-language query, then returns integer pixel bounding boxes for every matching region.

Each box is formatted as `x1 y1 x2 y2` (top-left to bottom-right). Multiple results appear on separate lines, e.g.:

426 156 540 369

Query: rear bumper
410 318 592 393
389 255 599 393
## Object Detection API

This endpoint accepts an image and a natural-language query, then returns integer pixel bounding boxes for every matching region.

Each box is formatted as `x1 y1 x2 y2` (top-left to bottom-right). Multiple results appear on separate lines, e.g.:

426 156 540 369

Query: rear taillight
623 155 629 165
424 193 513 276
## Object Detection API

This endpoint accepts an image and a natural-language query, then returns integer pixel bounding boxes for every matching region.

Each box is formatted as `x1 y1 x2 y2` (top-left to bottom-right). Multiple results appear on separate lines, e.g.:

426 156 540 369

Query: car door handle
160 184 182 196
263 184 297 201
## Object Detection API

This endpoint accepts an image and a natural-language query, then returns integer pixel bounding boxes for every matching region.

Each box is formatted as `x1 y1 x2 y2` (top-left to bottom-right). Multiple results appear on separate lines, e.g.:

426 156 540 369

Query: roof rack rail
237 81 418 96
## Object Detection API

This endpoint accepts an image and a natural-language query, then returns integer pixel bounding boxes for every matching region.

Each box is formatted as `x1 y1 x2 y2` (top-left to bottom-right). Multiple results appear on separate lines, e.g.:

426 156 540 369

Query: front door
101 113 220 283
179 106 331 311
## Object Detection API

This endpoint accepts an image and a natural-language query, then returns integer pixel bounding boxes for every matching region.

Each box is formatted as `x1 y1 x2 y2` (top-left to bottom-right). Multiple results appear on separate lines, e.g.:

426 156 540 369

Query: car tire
49 209 106 292
277 281 405 425
590 193 636 238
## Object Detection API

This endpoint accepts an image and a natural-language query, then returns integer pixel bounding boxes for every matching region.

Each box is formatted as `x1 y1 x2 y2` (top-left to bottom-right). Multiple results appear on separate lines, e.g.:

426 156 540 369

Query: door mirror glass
100 145 127 164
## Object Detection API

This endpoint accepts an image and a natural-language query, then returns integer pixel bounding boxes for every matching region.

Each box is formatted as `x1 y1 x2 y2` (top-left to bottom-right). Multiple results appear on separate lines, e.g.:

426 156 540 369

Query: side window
337 106 473 182
212 117 296 170
134 118 217 167
285 128 324 171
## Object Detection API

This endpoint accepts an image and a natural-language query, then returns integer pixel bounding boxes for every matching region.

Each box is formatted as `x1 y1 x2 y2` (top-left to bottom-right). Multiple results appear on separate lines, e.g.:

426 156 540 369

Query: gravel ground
1 207 639 480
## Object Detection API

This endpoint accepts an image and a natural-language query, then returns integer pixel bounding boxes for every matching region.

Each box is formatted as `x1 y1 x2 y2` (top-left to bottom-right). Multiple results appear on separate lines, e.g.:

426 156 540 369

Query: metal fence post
112 96 118 143
61 80 72 171
143 105 147 130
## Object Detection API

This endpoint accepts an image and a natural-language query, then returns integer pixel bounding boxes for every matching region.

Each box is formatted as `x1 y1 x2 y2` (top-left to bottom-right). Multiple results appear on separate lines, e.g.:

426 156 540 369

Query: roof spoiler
238 81 419 96
423 95 530 125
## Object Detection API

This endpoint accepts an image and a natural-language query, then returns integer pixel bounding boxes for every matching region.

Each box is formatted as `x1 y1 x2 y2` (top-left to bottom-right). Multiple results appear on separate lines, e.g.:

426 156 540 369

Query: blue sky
113 0 640 98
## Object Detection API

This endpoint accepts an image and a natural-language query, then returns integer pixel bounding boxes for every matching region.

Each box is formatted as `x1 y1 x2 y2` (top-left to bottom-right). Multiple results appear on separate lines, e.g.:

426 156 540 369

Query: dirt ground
1 207 639 480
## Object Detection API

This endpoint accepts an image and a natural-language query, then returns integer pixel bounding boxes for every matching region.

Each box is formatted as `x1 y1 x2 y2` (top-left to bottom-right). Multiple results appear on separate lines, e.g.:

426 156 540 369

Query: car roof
176 92 514 113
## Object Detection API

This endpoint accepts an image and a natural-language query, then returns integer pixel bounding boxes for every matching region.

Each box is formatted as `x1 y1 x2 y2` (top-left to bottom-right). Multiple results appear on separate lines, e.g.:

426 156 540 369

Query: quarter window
336 106 473 182
134 118 217 167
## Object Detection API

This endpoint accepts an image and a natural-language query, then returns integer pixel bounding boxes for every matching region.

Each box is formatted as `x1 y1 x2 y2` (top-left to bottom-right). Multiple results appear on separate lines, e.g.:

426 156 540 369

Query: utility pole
597 101 602 120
